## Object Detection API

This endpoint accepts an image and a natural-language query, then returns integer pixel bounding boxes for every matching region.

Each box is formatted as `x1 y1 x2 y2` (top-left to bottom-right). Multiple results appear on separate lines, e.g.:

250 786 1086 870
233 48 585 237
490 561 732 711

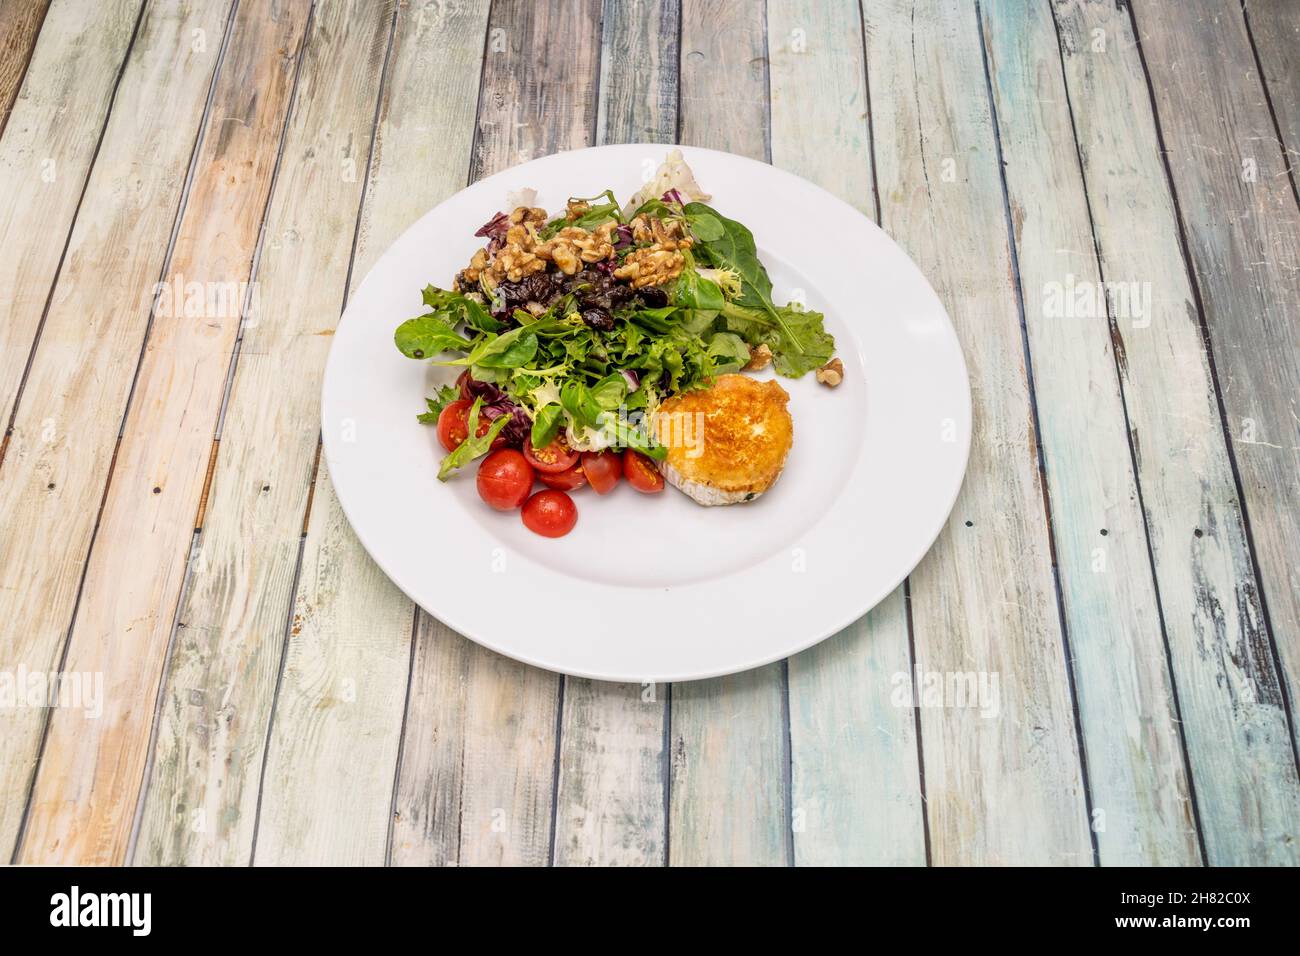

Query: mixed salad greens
395 162 835 482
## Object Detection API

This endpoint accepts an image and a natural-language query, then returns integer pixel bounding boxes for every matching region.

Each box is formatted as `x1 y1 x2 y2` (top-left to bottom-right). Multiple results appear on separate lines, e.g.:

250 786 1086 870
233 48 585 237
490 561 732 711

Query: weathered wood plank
979 0 1198 865
595 0 679 145
667 0 789 867
1137 0 1300 713
1119 0 1300 862
767 0 925 867
105 0 306 866
1244 0 1300 179
861 0 1092 865
0 0 50 136
257 0 491 867
128 0 396 866
0 0 141 434
389 0 603 867
3 0 237 865
550 0 678 868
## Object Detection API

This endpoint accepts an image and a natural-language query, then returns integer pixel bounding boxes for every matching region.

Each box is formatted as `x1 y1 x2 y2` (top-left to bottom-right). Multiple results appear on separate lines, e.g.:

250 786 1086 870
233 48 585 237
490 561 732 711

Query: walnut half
815 357 844 387
744 343 773 371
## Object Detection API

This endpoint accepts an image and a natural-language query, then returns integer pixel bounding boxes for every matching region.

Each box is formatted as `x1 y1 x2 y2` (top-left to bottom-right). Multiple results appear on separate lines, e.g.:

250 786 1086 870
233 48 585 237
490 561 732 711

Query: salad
394 151 837 537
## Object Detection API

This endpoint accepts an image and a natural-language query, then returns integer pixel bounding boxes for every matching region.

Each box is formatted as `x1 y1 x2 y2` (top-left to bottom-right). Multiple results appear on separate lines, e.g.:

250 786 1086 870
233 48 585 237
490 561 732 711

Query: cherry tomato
476 449 534 511
580 450 622 495
522 489 578 537
437 399 473 452
437 399 508 453
523 434 579 473
538 463 587 491
623 450 664 493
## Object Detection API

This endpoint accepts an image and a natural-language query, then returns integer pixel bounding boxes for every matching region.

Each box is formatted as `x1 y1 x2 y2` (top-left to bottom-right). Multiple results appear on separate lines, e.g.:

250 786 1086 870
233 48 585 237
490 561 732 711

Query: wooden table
0 0 1296 867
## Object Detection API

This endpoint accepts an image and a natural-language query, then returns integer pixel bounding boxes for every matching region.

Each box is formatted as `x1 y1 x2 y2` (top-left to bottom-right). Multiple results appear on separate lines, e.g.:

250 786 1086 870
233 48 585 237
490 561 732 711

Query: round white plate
323 144 970 682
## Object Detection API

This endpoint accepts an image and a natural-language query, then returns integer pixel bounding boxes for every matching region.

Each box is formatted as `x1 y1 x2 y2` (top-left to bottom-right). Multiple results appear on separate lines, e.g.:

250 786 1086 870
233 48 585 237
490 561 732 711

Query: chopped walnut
815 357 844 387
745 343 773 371
508 205 548 225
613 217 693 288
567 198 591 218
628 214 692 250
614 247 686 288
460 207 621 283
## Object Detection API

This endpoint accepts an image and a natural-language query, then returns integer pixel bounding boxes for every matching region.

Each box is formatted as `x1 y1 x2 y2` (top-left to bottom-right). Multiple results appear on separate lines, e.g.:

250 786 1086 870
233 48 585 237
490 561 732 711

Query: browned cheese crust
654 374 794 496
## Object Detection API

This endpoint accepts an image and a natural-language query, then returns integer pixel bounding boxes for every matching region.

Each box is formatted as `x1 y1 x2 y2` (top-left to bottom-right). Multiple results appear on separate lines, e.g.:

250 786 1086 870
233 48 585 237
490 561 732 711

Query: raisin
581 308 615 331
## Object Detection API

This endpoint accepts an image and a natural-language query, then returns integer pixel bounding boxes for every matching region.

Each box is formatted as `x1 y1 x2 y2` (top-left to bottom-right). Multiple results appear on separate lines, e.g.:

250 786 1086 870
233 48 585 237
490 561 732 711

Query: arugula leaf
675 266 725 312
683 201 820 359
589 372 629 411
530 404 563 448
417 384 459 424
766 306 835 377
437 398 511 481
539 189 624 238
707 331 751 374
438 326 539 369
602 413 667 461
685 209 724 241
422 284 502 332
479 327 538 368
395 313 471 359
560 380 602 429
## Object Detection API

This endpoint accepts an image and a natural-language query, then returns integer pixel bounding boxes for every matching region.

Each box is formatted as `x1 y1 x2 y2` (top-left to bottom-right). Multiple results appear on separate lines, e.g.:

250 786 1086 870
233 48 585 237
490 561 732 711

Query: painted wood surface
769 0 925 867
1055 0 1300 869
0 0 142 857
3 0 237 865
31 0 311 867
862 0 1093 865
391 0 603 867
0 0 140 433
980 0 1197 866
1243 0 1300 181
132 0 396 866
0 0 50 135
551 0 679 868
262 0 491 867
2 0 1298 866
1131 0 1300 763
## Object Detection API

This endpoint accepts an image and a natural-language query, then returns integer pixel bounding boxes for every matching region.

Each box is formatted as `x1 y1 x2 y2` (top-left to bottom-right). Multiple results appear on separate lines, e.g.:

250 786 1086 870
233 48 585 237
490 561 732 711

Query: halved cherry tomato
623 450 664 493
476 449 534 511
437 399 508 453
538 463 587 491
522 489 578 537
437 399 473 452
523 434 579 473
580 450 622 495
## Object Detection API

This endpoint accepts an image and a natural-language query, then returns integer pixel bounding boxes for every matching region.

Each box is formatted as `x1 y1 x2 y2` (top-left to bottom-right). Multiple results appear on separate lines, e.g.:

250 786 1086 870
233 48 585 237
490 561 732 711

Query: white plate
322 144 970 682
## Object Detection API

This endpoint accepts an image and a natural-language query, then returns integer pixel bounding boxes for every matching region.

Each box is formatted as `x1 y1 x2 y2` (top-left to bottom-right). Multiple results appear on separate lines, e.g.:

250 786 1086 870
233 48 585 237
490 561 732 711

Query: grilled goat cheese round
652 374 793 506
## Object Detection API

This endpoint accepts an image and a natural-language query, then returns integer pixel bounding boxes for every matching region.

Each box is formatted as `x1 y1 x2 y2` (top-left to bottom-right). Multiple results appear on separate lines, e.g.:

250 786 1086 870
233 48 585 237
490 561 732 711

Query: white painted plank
1070 0 1300 864
258 0 493 867
1244 0 1300 174
130 0 396 866
861 0 1092 865
0 0 51 135
32 0 311 867
980 0 1198 865
668 0 789 867
4 0 238 866
768 0 925 867
0 0 141 430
